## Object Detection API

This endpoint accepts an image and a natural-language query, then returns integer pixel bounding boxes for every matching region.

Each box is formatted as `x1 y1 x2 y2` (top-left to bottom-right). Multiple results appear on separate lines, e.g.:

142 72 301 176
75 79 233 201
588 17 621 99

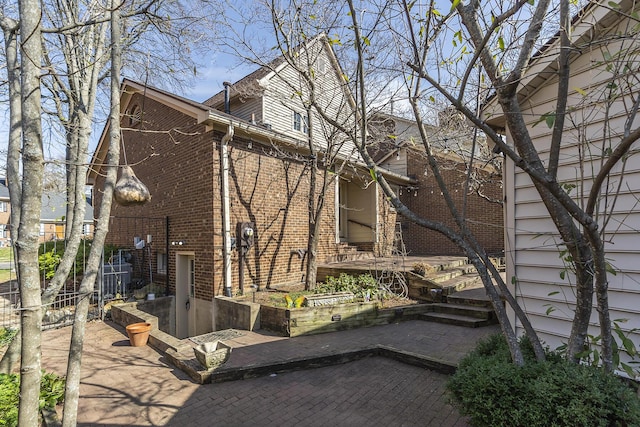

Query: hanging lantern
114 165 151 206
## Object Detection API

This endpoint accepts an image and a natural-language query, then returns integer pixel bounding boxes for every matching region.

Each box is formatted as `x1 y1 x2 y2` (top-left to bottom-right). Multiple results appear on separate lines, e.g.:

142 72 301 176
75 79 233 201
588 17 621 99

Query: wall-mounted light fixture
171 241 185 246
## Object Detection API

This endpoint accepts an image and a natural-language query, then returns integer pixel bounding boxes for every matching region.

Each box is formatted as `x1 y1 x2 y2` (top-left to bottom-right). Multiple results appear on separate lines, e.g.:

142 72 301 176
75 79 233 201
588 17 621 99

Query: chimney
223 81 232 114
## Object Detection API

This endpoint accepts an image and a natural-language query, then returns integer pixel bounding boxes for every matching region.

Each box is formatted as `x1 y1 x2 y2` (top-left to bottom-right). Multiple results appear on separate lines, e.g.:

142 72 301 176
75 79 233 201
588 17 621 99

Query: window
317 58 327 74
189 258 195 297
293 111 309 134
0 201 6 212
83 223 91 235
39 223 45 236
0 225 5 238
129 105 142 126
157 253 167 275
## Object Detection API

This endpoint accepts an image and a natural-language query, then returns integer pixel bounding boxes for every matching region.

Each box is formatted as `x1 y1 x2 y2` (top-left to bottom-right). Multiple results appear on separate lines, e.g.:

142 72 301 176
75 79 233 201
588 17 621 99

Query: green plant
0 373 19 427
37 239 113 280
448 334 640 427
0 328 17 347
569 319 640 379
39 371 66 409
0 371 65 427
317 273 379 299
38 251 61 280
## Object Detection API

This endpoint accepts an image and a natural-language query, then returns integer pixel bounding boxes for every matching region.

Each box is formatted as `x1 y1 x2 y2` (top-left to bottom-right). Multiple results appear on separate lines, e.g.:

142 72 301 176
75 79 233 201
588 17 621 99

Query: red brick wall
92 94 378 300
400 152 504 256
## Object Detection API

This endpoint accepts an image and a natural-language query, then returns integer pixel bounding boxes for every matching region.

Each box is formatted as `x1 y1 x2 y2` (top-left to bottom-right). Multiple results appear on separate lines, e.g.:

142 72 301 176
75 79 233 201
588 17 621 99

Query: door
338 180 348 241
176 253 195 339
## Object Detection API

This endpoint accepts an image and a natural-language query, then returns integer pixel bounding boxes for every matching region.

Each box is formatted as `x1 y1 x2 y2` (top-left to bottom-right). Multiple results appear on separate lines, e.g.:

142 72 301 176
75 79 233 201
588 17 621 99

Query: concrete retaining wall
214 296 260 331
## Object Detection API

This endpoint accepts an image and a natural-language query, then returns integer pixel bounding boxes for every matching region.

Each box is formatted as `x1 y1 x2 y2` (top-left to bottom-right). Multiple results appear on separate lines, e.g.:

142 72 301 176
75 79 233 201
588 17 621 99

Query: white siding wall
506 8 640 363
228 97 262 124
261 42 360 163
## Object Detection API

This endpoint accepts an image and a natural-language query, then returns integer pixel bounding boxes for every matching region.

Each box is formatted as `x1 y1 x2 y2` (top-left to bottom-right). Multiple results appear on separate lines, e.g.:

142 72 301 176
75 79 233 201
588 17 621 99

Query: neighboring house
39 192 95 242
371 112 504 256
483 0 640 357
0 179 93 246
88 35 414 338
0 180 9 248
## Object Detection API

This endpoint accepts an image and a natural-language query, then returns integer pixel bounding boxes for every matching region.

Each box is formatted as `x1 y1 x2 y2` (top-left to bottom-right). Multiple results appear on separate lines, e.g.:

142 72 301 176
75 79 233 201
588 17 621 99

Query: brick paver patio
41 319 498 426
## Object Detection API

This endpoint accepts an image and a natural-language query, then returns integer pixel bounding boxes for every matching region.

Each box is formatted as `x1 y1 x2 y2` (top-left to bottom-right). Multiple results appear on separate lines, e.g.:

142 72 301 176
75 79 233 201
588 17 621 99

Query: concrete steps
419 301 498 328
416 280 506 328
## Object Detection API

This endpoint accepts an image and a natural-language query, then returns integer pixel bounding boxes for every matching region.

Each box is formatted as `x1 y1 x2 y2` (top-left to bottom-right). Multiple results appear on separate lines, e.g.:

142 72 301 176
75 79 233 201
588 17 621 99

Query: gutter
220 122 234 297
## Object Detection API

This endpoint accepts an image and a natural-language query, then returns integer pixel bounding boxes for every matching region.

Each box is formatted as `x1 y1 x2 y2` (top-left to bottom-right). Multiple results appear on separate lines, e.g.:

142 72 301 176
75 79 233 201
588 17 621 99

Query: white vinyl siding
260 42 361 163
228 97 263 124
502 5 640 361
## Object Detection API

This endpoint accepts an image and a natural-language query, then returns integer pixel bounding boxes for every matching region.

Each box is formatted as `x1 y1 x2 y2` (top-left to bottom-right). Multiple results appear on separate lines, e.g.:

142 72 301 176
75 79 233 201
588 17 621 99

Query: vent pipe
223 81 232 114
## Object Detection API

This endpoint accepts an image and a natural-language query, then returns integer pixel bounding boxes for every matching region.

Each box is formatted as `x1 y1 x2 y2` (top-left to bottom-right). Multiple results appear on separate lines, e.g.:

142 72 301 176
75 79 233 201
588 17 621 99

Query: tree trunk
62 2 121 424
0 17 22 375
17 0 45 424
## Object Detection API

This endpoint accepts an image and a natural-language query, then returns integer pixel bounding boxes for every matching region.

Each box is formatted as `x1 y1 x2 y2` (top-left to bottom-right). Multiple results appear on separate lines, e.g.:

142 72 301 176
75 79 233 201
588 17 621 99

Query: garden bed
259 300 432 337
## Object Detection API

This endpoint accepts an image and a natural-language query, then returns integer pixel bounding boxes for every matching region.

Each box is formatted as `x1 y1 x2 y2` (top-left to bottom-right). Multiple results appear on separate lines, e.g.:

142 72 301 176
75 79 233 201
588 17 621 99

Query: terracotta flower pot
125 322 152 347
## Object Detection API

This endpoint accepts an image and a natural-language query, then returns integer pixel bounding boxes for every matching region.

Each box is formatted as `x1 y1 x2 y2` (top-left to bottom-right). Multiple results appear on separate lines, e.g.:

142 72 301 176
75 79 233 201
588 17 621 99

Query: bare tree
0 0 218 422
372 0 640 370
14 0 45 423
216 0 362 290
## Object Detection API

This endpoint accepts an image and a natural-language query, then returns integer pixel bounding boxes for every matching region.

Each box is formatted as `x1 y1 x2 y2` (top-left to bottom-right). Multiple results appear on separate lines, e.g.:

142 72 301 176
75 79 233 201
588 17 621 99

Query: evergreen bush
447 334 640 427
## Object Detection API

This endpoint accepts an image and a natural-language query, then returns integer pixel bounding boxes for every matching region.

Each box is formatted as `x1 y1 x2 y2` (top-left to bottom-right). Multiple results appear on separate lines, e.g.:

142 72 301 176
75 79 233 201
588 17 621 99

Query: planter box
305 291 355 307
260 302 405 337
261 302 379 337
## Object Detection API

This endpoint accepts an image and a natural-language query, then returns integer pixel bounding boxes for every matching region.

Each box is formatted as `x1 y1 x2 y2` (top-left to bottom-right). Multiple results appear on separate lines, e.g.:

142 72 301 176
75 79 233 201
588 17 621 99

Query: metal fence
1 218 167 332
1 236 104 331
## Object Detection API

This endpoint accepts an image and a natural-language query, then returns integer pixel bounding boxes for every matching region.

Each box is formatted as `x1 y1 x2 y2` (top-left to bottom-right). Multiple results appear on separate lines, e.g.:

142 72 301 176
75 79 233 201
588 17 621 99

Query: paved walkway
41 320 500 426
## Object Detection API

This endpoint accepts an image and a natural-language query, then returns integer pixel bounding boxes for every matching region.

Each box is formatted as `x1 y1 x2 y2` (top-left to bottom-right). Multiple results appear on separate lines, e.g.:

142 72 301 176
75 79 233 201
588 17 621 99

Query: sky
0 46 256 168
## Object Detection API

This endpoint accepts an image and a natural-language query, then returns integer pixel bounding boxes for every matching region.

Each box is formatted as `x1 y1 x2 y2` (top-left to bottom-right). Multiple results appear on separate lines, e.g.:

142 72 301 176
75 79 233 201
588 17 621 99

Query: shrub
447 334 640 427
0 371 65 427
317 273 379 299
0 328 17 347
38 240 121 280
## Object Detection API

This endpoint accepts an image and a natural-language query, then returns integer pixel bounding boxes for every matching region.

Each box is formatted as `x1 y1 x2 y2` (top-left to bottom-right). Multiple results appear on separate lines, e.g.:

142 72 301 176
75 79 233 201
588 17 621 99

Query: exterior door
338 180 348 241
175 253 195 339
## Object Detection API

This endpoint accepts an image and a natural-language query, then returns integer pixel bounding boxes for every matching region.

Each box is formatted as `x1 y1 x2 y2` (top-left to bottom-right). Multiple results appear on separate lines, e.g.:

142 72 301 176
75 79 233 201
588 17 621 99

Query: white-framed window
317 58 327 74
39 223 45 236
83 223 91 235
157 252 167 275
0 225 6 238
293 111 309 134
0 201 7 212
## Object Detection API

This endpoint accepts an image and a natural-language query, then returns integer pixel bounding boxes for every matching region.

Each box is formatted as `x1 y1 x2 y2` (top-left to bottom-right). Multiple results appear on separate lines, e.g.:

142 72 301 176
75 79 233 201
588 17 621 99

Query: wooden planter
261 302 380 337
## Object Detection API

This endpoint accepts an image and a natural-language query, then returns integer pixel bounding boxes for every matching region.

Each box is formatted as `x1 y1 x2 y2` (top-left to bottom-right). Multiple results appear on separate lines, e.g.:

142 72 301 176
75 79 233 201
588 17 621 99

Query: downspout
221 120 234 297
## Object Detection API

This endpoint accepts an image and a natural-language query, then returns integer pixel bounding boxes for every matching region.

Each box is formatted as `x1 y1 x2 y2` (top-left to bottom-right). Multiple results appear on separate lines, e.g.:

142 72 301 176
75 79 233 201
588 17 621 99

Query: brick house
0 179 94 247
371 112 504 256
39 192 94 243
88 36 413 338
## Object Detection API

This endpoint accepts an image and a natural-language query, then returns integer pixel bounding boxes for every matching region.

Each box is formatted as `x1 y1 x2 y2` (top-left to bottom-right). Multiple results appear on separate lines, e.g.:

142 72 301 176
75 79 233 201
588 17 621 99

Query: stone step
408 271 483 302
446 286 498 308
435 272 482 293
428 303 495 320
418 311 498 328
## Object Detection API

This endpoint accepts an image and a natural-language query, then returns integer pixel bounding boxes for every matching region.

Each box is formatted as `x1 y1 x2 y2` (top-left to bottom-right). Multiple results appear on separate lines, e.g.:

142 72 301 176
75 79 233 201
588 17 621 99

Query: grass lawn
0 247 12 263
0 269 15 283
